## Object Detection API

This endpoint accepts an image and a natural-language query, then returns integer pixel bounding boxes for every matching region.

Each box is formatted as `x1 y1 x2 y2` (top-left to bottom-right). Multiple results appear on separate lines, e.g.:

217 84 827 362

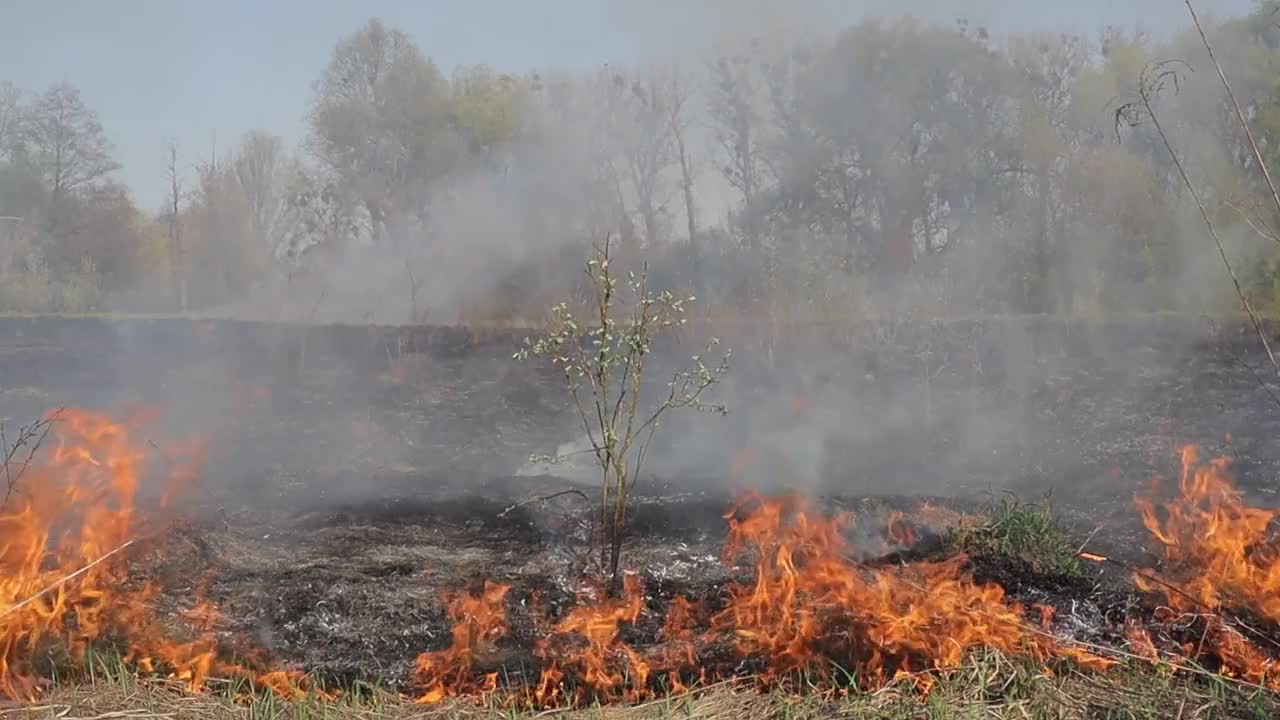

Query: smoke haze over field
3 1 1280 505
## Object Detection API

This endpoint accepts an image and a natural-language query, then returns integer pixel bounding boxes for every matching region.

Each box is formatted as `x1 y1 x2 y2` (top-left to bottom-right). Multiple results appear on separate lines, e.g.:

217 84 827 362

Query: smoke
4 2 1277 513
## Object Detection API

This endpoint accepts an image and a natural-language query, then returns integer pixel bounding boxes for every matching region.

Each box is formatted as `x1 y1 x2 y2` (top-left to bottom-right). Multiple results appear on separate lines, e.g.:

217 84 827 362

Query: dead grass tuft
10 650 1279 720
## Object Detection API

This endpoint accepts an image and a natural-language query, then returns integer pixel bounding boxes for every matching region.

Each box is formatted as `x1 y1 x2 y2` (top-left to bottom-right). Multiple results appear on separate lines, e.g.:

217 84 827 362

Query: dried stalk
497 489 590 519
1185 1 1280 231
1077 550 1280 654
1204 314 1280 412
0 540 135 620
1 409 62 510
1115 62 1278 373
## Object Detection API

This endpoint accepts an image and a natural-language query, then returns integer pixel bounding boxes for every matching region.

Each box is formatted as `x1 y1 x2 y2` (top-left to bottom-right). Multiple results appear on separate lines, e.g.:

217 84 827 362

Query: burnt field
143 479 1137 686
4 315 1280 712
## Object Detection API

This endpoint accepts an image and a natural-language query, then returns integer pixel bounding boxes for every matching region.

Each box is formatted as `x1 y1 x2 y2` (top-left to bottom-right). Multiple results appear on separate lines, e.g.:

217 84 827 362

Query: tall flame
412 491 1111 707
0 408 307 700
413 580 511 704
1134 445 1280 685
712 493 1109 688
1136 445 1280 621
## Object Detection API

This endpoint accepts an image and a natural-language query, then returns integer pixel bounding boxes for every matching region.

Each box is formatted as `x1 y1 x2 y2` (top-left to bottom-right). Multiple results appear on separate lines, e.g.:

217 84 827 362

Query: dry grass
9 651 1279 720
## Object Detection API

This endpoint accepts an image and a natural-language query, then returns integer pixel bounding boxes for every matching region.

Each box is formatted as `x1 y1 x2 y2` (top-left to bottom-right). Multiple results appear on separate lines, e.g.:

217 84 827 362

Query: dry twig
0 540 135 621
1076 550 1280 655
1185 1 1280 231
497 489 590 519
1114 61 1279 374
1 409 62 510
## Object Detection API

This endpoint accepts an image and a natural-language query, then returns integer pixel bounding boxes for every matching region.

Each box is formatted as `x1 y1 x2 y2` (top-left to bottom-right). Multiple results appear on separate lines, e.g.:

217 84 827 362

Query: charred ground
5 315 1280 711
127 477 1146 692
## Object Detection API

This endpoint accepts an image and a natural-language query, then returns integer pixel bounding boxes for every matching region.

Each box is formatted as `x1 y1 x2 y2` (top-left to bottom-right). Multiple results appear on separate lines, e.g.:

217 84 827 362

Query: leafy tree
516 237 728 593
448 65 533 157
18 82 119 231
308 18 456 242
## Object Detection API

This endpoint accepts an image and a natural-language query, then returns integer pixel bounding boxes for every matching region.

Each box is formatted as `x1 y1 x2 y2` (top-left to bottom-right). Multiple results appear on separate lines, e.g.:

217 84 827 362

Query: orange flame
413 491 1111 707
412 580 511 704
0 408 309 700
713 493 1108 688
1134 445 1280 685
533 573 649 707
1136 446 1280 620
885 510 917 548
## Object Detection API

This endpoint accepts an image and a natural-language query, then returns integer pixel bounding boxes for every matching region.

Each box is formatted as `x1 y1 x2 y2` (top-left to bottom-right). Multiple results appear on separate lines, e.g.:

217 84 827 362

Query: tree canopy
5 7 1280 322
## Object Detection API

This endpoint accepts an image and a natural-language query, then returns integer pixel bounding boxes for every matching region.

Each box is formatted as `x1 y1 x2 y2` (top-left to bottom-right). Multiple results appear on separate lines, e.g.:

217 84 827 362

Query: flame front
412 492 1110 707
0 409 307 700
1136 445 1280 620
1134 445 1280 685
412 580 511 703
23 409 1270 706
711 493 1104 688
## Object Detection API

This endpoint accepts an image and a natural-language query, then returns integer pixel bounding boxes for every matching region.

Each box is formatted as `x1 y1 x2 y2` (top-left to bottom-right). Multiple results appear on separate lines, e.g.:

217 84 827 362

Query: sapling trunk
516 236 728 600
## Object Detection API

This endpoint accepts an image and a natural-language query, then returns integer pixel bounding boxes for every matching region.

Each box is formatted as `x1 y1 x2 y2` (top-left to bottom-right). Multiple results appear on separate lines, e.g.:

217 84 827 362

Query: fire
713 493 1109 688
1133 445 1280 685
413 492 1111 707
412 580 511 704
0 408 307 700
533 573 650 707
1135 445 1280 621
885 510 917 548
27 408 1275 706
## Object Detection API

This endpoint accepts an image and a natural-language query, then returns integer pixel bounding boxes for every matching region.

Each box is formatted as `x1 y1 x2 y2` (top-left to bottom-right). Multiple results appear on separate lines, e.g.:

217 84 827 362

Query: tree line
3 5 1280 324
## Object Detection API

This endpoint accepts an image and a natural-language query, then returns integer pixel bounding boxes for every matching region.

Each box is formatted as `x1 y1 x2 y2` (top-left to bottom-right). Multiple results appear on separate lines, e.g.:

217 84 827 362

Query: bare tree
0 82 21 158
165 140 188 311
615 69 678 249
21 82 120 229
667 70 702 285
232 131 289 251
708 54 768 250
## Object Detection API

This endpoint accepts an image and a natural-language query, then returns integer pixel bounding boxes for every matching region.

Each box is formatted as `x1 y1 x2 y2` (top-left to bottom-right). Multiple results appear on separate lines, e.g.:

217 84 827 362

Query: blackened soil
131 472 1280 694
134 481 991 688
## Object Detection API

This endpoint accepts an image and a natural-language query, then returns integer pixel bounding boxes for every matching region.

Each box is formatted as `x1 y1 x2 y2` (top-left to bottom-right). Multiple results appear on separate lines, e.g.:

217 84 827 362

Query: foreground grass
10 651 1280 720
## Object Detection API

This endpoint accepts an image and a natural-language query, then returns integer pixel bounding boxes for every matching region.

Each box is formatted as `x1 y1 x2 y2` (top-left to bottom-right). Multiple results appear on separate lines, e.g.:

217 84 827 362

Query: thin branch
0 540 135 620
305 287 327 324
1203 314 1280 412
1223 199 1280 245
1077 550 1280 654
1185 1 1280 234
1073 523 1105 556
1 409 61 510
497 489 590 519
1115 61 1279 373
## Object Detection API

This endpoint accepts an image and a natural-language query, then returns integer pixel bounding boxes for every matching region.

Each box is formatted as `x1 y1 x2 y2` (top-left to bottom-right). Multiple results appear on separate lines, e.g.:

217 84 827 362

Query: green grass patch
946 493 1083 577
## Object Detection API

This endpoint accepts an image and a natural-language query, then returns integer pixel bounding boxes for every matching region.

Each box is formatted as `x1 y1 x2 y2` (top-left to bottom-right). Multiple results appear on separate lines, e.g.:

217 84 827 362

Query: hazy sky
0 0 1256 207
